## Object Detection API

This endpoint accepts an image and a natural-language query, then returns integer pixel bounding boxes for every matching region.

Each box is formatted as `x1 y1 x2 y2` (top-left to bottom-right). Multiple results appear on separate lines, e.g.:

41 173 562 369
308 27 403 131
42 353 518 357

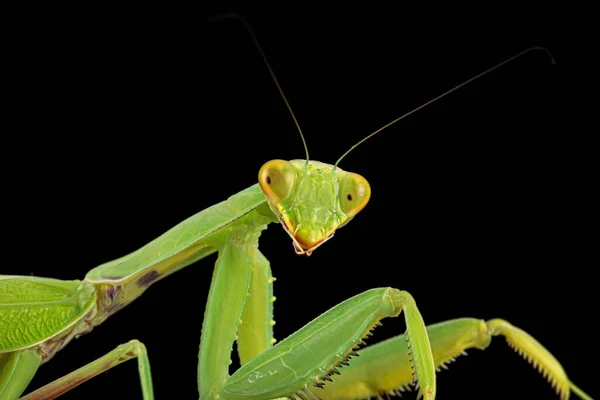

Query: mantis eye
258 160 296 203
339 172 371 218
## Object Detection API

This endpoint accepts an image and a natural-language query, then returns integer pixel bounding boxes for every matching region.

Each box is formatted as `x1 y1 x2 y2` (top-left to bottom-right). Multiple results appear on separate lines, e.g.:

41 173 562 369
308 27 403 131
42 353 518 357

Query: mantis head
242 20 553 257
258 159 371 256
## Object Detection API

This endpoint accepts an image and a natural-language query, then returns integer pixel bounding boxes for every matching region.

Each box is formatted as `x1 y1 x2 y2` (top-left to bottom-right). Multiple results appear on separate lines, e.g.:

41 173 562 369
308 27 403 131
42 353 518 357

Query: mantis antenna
209 14 555 169
334 46 556 168
208 13 310 164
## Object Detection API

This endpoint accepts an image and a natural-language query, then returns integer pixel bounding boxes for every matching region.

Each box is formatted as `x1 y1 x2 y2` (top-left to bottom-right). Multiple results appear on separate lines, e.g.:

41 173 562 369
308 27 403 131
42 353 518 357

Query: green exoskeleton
0 14 592 400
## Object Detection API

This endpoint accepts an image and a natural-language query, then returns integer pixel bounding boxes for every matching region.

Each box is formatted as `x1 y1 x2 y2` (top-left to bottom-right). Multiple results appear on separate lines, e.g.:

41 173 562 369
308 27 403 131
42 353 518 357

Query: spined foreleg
317 318 592 400
220 287 437 400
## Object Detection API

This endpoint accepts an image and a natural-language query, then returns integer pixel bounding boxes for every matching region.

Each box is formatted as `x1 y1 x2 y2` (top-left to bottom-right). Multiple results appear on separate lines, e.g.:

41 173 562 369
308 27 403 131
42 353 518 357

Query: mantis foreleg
317 318 593 400
198 205 275 400
199 241 255 399
237 248 275 365
219 287 435 400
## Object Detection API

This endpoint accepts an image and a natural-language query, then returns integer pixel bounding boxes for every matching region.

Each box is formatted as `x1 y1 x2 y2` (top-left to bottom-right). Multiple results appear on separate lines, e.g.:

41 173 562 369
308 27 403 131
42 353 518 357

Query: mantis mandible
0 11 592 400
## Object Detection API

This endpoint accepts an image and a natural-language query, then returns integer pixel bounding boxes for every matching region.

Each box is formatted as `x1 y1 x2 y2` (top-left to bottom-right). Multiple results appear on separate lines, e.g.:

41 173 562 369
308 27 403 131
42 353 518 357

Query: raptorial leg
236 248 276 365
317 318 592 400
198 242 255 399
20 339 153 400
220 287 436 400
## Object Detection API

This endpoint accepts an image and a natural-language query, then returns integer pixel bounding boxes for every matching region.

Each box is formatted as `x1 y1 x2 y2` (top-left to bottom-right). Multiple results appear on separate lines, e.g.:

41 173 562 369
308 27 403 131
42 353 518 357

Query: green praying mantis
1 13 592 400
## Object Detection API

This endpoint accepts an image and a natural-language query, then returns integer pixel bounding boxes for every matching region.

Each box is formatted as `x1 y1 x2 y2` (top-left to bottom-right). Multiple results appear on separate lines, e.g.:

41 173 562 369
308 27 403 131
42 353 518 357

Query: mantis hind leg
20 339 153 400
318 318 592 400
0 349 42 400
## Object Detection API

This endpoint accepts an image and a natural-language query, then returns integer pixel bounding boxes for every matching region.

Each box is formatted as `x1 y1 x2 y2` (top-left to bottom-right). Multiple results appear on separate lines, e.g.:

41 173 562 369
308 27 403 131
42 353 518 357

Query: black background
3 4 594 400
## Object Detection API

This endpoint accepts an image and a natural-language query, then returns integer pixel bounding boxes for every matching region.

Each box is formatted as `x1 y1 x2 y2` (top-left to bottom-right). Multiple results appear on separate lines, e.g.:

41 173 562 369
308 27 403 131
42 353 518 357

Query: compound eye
339 172 371 218
258 160 296 203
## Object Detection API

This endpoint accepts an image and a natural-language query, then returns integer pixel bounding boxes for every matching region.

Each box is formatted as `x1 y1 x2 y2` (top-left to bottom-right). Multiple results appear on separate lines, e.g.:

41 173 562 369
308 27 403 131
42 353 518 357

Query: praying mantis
1 10 592 400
